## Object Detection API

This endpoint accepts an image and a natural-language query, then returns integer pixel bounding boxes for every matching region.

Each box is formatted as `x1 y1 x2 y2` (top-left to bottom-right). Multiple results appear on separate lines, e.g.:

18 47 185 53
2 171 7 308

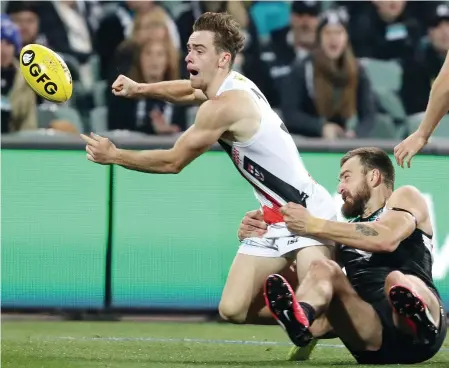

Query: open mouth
190 70 199 76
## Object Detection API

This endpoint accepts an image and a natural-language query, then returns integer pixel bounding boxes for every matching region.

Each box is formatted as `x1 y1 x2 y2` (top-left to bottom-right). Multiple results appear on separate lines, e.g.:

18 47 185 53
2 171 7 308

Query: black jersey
339 207 438 304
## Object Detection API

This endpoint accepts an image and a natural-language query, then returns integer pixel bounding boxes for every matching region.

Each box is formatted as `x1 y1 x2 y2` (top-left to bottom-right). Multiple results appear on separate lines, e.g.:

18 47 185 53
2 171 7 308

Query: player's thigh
325 264 383 351
219 240 289 319
294 242 335 282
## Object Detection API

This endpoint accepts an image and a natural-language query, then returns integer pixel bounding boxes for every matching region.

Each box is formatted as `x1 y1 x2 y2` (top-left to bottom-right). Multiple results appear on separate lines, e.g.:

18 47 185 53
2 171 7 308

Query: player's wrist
307 217 326 236
111 148 123 165
416 127 431 141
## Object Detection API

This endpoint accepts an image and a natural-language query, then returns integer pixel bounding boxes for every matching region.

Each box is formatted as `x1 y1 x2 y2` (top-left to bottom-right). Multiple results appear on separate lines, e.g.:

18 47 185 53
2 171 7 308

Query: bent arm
417 51 449 139
136 80 207 105
111 98 233 174
308 186 428 253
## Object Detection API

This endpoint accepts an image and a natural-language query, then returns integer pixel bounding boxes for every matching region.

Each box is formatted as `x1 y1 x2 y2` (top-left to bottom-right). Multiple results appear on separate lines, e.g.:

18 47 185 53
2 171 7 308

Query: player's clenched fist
237 210 267 241
111 74 139 98
80 133 118 165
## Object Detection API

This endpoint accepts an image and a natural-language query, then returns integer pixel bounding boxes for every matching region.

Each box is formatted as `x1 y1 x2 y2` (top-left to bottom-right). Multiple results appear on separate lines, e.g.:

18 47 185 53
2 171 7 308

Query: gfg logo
29 63 58 95
22 50 35 66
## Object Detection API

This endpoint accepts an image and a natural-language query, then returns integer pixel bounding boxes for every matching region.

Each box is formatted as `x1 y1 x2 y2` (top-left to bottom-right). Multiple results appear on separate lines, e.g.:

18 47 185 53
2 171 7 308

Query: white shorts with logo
238 184 337 258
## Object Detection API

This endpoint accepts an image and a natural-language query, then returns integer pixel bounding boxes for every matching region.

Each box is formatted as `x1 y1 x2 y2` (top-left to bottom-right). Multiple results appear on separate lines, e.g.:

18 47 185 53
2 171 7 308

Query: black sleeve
354 65 377 138
400 56 430 115
280 61 325 137
95 15 125 80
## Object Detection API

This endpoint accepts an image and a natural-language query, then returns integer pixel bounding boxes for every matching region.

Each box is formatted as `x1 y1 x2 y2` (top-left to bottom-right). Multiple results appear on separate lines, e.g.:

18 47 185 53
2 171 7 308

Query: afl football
19 44 73 103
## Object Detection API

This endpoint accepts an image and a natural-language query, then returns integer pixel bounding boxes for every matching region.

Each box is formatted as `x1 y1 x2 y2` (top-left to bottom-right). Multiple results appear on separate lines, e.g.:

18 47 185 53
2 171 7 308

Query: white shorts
238 183 337 258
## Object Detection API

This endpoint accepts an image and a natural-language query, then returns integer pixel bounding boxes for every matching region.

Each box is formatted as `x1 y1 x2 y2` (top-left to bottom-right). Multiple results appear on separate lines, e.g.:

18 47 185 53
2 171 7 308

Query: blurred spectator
108 38 182 135
5 1 47 46
1 14 37 133
35 0 103 90
281 11 376 139
350 0 421 60
406 1 446 35
96 0 180 81
401 4 449 115
263 1 321 99
107 7 178 91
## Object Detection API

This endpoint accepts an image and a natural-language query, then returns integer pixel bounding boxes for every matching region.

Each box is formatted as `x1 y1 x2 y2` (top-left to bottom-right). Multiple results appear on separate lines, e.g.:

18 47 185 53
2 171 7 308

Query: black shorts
347 296 447 364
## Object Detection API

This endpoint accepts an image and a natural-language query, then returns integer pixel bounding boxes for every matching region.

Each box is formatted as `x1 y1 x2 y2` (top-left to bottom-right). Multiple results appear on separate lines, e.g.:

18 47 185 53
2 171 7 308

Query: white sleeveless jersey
217 71 335 237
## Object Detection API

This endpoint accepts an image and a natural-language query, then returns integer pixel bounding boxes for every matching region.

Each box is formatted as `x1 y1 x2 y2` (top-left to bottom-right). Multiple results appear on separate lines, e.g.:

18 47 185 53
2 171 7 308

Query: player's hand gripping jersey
217 72 336 253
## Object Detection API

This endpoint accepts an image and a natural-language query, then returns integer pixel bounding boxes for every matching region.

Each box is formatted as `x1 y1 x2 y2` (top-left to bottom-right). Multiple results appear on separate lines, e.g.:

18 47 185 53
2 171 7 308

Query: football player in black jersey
239 147 447 364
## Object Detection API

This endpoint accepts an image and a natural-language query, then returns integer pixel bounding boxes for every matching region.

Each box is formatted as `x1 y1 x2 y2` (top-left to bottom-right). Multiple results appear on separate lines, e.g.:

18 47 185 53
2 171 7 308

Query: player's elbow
167 162 183 174
374 238 399 253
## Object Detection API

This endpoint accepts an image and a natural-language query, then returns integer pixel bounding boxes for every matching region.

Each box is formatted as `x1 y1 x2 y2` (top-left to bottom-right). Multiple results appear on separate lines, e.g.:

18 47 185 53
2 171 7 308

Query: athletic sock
299 302 316 325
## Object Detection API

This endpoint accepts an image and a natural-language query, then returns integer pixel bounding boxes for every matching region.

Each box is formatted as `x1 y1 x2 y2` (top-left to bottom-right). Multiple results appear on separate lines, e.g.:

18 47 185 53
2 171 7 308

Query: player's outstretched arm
293 186 428 253
394 51 449 168
81 98 231 173
111 74 207 105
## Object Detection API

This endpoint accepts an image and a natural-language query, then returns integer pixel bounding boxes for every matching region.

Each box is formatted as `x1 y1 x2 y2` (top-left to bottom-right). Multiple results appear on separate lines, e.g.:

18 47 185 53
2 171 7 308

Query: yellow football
19 44 73 103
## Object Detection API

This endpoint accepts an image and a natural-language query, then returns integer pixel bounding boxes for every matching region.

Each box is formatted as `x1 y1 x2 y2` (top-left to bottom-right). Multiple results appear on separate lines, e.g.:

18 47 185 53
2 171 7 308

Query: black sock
299 302 316 325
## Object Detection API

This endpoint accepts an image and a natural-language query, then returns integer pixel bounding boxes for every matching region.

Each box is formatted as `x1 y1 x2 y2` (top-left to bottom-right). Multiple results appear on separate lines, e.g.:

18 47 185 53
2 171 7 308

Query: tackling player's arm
307 186 429 253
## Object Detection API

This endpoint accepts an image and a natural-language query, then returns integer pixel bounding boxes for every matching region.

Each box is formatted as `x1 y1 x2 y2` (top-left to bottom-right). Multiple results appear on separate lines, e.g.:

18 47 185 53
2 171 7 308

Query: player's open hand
80 133 118 165
281 202 312 236
394 131 428 168
237 209 267 241
111 74 139 98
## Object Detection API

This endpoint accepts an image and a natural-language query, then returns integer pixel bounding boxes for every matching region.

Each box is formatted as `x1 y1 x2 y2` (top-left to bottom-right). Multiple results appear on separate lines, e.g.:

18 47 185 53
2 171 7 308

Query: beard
341 181 371 219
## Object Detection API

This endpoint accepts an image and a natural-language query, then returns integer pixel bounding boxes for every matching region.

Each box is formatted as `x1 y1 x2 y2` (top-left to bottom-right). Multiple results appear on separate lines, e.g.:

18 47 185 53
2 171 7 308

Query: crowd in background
1 0 449 140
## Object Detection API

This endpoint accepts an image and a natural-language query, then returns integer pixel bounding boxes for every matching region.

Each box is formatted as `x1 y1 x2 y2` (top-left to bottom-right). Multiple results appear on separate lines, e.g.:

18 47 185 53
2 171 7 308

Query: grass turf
2 321 449 367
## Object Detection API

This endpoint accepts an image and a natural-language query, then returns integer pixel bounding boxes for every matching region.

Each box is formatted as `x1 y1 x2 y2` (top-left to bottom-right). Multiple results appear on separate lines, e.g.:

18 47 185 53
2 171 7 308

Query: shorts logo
287 238 298 245
22 51 35 66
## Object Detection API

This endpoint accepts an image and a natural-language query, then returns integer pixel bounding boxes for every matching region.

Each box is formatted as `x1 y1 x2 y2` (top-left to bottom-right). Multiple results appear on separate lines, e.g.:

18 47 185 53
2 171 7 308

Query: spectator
350 0 421 60
108 7 179 85
107 38 182 135
1 14 37 133
35 0 103 90
264 1 321 97
281 11 376 139
96 0 180 81
6 1 47 47
401 4 449 115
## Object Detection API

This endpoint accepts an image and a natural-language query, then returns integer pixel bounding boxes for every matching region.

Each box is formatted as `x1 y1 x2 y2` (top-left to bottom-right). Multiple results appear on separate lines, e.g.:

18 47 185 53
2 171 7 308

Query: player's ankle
299 302 316 325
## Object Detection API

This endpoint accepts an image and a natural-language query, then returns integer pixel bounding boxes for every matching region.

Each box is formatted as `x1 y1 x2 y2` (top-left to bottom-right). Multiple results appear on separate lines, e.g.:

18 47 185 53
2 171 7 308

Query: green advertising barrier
1 150 109 308
111 152 449 310
1 142 448 311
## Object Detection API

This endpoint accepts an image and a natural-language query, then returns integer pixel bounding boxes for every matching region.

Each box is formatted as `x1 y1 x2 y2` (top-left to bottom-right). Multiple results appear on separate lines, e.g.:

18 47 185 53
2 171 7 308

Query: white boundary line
54 336 449 352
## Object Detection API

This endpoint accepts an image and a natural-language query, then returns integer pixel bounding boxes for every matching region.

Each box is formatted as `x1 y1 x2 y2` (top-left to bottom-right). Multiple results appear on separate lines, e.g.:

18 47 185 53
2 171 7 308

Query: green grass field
2 320 449 367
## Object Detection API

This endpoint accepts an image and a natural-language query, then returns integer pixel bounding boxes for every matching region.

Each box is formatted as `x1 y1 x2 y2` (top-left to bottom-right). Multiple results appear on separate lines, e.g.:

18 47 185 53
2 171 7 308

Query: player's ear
218 52 231 69
370 168 382 187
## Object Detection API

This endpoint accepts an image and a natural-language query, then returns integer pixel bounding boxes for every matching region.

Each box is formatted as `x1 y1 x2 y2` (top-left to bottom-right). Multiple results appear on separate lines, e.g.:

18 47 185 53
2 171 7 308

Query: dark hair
341 147 395 189
193 12 245 66
313 10 358 120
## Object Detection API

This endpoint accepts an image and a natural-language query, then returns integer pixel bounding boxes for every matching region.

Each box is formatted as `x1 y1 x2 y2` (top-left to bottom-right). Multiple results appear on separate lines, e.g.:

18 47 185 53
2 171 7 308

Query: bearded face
341 178 371 219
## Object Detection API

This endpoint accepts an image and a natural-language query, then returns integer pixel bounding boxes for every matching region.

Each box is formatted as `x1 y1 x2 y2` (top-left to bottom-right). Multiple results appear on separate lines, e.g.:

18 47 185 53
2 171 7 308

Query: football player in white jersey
81 12 335 353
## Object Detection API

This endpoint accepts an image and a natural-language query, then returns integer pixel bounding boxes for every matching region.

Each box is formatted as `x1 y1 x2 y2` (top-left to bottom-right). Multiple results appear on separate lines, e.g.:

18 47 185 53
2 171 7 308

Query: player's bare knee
218 301 247 324
309 259 342 281
384 270 406 294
